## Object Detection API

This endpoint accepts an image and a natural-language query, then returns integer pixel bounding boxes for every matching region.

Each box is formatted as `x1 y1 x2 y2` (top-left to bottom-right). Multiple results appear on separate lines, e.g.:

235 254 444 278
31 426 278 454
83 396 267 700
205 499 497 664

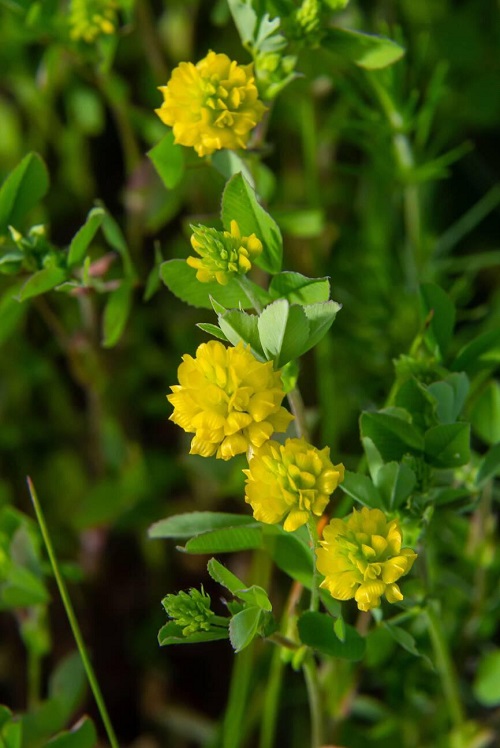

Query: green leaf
340 470 385 510
427 373 469 424
476 443 500 487
218 309 265 359
361 437 385 482
0 717 22 748
269 272 331 305
229 606 262 652
67 208 105 267
374 462 417 510
302 301 342 352
184 526 263 554
160 259 269 309
452 328 500 374
360 411 424 462
45 717 97 748
221 173 283 274
147 131 185 190
149 512 255 540
322 27 405 70
262 525 314 588
383 623 431 666
18 267 67 301
420 283 455 360
0 152 49 233
48 653 87 726
473 649 500 707
158 620 229 646
101 210 134 278
226 0 257 48
196 322 229 341
235 585 272 611
0 284 26 345
47 653 87 728
257 299 310 366
424 423 471 468
211 149 255 188
207 558 248 595
395 378 436 431
298 611 366 661
0 564 49 609
471 381 500 445
101 281 133 348
334 616 346 643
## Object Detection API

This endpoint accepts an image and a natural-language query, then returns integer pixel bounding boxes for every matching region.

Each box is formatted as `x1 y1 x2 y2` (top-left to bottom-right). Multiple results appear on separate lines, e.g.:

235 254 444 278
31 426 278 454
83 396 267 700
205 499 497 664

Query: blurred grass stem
27 478 119 748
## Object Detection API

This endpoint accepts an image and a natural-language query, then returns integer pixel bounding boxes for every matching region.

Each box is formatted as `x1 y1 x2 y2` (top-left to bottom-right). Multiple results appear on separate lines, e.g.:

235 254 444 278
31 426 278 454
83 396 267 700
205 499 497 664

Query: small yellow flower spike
187 220 263 285
316 507 417 612
244 438 344 532
155 51 267 157
167 341 293 460
68 0 118 43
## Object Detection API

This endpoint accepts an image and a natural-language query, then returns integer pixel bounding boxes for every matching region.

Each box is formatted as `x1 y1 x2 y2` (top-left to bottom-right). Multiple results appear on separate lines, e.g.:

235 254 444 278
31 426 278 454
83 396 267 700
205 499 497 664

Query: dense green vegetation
1 1 499 747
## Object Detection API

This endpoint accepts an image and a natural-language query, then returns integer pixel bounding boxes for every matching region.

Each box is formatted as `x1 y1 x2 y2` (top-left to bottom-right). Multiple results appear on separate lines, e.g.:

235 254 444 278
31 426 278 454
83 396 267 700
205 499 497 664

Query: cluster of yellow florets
156 51 266 157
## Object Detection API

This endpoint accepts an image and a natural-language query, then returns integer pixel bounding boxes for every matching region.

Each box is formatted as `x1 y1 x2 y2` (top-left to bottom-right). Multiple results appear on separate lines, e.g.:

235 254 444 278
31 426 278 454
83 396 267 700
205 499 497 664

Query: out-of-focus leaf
476 443 500 487
340 470 385 510
18 268 67 301
45 717 97 748
147 131 185 190
452 328 500 374
0 283 26 345
149 512 256 540
102 281 133 348
420 283 455 360
360 411 424 462
322 28 405 69
473 649 500 707
471 381 500 445
262 525 314 588
298 611 366 660
0 152 49 233
269 272 330 304
68 207 105 267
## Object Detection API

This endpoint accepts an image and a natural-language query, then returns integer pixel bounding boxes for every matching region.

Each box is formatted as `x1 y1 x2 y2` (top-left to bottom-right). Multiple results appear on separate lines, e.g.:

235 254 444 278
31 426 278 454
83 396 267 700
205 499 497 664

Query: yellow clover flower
167 341 293 460
316 507 417 612
187 220 263 285
155 51 267 157
68 0 117 43
244 438 345 532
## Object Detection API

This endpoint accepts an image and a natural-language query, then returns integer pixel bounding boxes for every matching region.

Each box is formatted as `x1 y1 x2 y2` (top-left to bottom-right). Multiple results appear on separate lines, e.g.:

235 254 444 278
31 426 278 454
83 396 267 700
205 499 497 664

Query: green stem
259 644 285 748
370 75 421 290
222 550 271 748
27 478 119 748
237 275 263 314
302 655 322 748
307 518 320 612
426 604 464 729
287 386 310 441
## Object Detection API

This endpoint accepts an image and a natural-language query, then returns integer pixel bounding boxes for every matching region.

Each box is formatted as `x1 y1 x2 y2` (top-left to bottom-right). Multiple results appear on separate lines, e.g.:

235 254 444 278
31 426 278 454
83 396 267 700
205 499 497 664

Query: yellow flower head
316 508 417 612
155 51 267 157
68 0 118 43
187 220 263 285
167 341 293 460
244 438 344 532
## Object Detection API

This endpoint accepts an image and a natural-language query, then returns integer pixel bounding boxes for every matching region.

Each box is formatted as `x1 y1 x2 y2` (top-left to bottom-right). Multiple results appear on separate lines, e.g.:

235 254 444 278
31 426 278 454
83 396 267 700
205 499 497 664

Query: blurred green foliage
0 0 499 746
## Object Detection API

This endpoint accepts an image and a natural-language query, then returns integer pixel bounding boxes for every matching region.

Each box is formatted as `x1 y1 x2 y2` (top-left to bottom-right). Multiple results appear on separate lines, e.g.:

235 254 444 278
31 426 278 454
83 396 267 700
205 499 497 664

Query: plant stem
237 275 263 314
222 550 271 748
307 518 320 612
425 603 464 729
259 644 285 748
369 75 421 291
287 386 310 441
302 655 323 748
27 478 119 748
